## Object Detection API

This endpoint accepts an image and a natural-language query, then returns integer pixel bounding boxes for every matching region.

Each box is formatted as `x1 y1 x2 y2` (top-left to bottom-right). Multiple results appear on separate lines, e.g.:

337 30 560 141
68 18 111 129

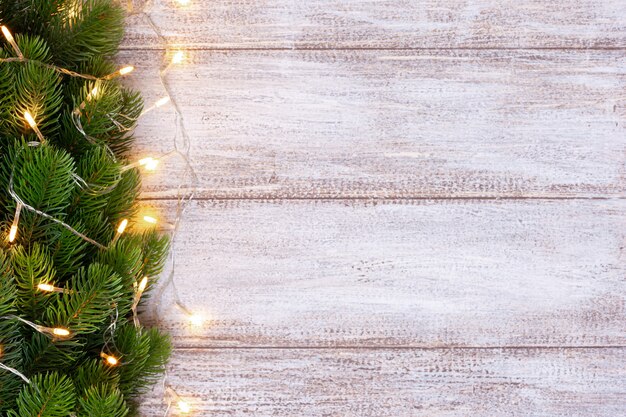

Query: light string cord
125 1 200 414
8 144 108 250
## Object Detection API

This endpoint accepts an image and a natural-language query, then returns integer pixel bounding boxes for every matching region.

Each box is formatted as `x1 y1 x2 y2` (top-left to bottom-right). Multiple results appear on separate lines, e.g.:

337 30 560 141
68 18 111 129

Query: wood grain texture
126 48 626 199
122 0 626 49
139 347 626 416
144 198 626 348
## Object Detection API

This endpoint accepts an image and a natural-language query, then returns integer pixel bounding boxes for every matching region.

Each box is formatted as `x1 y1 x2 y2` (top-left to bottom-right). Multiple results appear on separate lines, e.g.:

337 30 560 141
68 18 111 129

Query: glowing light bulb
52 327 70 337
1 26 14 43
23 111 45 142
1 25 23 59
176 0 191 5
188 313 203 326
172 50 185 64
88 87 99 100
37 283 55 292
119 66 134 76
100 352 119 366
155 97 171 107
24 111 37 129
8 225 17 242
138 276 148 293
139 157 159 171
178 400 191 413
143 215 158 224
117 219 129 234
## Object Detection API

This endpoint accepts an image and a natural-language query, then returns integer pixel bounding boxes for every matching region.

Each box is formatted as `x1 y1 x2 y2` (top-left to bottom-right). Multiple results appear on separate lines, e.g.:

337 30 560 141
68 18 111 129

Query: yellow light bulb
172 50 185 64
117 219 129 234
52 327 70 337
189 313 203 326
8 225 17 242
143 215 158 224
24 111 37 129
38 283 55 292
138 276 148 293
176 0 191 5
155 97 171 107
178 400 191 413
119 66 134 76
88 87 99 100
100 352 119 366
1 26 14 43
139 157 159 171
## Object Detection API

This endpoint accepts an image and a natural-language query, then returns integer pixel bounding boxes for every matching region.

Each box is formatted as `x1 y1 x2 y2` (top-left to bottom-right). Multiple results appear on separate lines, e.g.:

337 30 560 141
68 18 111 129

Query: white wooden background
122 1 626 415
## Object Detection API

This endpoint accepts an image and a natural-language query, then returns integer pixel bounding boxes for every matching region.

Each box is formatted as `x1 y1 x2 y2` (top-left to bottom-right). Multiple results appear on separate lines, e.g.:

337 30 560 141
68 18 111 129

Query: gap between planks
120 46 626 51
171 345 626 351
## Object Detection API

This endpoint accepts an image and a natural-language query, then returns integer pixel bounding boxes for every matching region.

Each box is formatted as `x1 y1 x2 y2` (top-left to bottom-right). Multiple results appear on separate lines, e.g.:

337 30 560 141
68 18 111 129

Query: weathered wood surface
122 0 626 49
125 1 626 415
144 199 626 348
139 348 626 416
126 49 626 199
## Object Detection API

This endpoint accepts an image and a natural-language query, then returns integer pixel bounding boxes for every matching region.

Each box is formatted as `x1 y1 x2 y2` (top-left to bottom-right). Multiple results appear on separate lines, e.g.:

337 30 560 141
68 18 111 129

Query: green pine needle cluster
0 1 171 415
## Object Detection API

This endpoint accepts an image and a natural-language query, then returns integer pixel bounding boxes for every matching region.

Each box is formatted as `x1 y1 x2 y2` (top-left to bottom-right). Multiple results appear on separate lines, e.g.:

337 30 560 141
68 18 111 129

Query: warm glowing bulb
189 314 203 326
38 283 55 292
172 50 185 64
178 400 191 413
139 157 159 171
176 0 191 5
88 87 99 100
117 219 129 234
52 327 70 337
143 215 157 224
100 352 119 366
24 111 37 129
119 66 134 76
1 26 14 43
8 225 17 242
155 97 170 107
138 276 148 292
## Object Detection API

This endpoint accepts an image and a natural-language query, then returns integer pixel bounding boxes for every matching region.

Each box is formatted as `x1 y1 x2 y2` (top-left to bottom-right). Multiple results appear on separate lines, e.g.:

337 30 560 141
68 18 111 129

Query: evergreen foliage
0 1 171 414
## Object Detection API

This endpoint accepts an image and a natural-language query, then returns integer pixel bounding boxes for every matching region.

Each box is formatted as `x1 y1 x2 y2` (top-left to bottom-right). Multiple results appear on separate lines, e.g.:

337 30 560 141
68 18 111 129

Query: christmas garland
0 1 174 415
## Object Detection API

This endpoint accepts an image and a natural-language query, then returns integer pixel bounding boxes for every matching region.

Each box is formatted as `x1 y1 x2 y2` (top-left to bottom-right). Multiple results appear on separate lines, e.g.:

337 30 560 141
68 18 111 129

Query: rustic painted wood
141 198 626 348
122 0 626 49
139 347 626 416
125 48 626 199
124 2 626 415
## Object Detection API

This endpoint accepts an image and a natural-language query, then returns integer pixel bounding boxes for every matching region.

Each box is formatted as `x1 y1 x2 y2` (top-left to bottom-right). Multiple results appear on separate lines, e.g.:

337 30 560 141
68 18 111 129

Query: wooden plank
122 0 626 49
125 49 626 200
143 198 626 348
138 347 626 416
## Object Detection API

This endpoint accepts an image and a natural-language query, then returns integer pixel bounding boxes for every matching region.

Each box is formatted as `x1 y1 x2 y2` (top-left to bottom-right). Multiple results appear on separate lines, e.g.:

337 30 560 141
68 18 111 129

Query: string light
8 202 22 243
175 302 203 326
37 283 70 294
117 219 129 234
172 50 185 65
165 387 192 414
175 0 191 6
1 25 23 59
52 327 70 337
24 111 46 143
139 157 159 171
131 276 149 327
104 65 135 80
110 219 128 246
100 352 119 366
143 215 158 224
37 283 57 292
